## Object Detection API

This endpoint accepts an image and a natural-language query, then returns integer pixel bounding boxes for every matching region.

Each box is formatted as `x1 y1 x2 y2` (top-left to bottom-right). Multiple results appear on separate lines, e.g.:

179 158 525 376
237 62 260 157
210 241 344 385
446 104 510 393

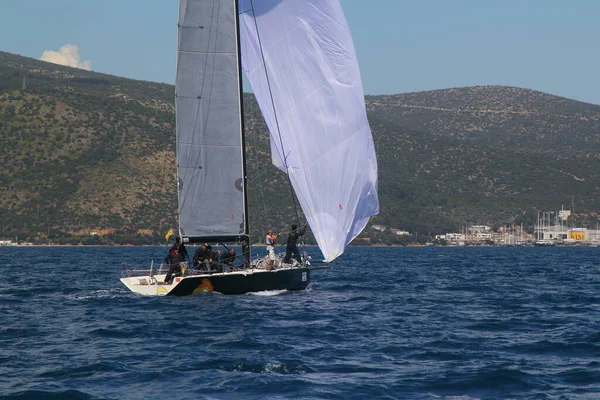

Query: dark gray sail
176 0 245 242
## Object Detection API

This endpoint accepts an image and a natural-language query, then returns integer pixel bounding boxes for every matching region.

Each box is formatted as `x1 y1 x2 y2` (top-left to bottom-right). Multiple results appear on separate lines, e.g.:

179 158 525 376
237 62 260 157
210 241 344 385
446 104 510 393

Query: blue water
2 246 600 399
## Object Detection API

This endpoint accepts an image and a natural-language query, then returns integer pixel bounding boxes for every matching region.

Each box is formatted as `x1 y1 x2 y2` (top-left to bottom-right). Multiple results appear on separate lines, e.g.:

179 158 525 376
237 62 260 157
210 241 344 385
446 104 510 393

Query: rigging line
310 264 332 284
152 158 168 266
151 219 165 274
248 1 301 228
248 114 271 227
247 162 275 184
258 178 270 228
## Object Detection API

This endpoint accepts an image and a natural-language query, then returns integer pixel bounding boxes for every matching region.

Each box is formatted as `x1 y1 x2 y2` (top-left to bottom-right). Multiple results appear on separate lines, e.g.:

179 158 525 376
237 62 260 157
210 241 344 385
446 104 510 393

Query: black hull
167 267 310 296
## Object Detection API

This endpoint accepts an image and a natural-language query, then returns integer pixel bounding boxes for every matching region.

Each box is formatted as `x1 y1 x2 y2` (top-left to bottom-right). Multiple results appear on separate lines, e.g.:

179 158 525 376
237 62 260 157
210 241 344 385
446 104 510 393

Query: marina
435 209 600 247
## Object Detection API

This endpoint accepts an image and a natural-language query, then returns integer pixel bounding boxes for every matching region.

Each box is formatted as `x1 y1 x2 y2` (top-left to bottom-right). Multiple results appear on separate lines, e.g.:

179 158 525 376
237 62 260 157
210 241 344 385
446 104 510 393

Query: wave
64 289 125 301
0 389 112 400
425 364 545 395
3 246 600 398
187 359 315 374
35 362 130 379
248 289 288 296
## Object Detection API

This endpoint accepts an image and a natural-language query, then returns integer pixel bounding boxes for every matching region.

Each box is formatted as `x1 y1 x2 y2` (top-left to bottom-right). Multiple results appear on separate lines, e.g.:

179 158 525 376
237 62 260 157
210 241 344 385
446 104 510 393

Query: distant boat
120 0 379 296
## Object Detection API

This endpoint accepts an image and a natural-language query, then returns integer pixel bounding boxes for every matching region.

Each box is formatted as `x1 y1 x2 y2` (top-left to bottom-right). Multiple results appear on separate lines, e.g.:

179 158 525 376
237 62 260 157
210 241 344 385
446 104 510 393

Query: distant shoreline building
435 208 600 246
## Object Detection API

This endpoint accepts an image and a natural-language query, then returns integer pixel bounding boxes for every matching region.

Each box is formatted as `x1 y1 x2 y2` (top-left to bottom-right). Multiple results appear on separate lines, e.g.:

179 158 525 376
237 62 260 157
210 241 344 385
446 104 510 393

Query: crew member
266 229 279 271
221 248 237 268
164 247 183 284
193 244 210 269
283 224 306 264
169 236 189 263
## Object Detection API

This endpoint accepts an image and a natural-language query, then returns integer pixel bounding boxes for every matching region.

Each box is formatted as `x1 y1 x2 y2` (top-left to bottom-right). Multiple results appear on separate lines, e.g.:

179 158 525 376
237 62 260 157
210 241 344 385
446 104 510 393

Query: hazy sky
1 0 599 104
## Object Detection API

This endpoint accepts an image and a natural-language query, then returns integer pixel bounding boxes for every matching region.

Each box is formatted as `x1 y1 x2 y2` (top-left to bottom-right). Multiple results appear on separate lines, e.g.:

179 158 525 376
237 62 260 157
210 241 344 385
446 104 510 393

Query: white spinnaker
239 0 379 261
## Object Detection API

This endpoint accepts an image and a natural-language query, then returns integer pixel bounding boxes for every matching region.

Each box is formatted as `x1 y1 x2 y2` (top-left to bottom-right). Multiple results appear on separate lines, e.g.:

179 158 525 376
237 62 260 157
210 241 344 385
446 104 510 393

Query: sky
1 0 599 104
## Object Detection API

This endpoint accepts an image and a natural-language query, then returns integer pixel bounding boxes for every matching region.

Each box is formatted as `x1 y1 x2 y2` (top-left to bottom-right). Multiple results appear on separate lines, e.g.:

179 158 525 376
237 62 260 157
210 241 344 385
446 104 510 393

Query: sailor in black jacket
168 236 189 263
164 248 184 284
283 224 306 264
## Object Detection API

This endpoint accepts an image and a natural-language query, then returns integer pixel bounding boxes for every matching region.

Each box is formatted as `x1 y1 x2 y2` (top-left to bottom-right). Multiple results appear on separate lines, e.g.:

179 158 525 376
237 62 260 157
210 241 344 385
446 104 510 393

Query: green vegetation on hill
2 51 600 245
368 88 600 236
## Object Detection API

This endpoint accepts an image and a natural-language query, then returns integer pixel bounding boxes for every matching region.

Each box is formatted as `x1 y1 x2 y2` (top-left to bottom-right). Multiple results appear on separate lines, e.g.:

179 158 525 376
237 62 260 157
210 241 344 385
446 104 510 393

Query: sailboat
120 0 379 296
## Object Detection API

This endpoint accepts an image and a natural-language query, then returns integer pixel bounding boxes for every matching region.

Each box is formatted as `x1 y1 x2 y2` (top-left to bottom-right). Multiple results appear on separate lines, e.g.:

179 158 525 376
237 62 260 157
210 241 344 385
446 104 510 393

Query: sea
1 245 600 400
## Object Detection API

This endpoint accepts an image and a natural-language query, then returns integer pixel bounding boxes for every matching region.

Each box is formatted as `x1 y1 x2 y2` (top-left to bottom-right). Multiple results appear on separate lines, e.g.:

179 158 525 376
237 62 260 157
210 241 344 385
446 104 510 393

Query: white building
468 225 491 234
436 233 464 241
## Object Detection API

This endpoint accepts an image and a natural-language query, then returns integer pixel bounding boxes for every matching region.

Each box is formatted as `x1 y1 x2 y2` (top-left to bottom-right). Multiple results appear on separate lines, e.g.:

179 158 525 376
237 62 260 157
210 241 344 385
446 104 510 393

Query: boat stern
120 274 181 296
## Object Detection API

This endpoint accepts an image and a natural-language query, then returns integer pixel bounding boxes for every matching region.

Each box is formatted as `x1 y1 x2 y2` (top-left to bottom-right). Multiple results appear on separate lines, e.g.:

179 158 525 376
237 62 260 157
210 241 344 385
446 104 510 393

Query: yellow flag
165 228 174 242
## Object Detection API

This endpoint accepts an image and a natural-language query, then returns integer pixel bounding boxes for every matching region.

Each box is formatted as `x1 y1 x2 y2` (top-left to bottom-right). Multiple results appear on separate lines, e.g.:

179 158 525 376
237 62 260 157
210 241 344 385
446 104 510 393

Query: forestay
176 0 246 240
239 0 379 261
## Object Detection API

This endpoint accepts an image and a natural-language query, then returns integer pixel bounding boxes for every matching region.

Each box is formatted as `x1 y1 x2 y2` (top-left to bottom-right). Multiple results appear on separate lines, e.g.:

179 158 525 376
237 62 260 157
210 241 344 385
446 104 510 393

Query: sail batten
239 0 379 262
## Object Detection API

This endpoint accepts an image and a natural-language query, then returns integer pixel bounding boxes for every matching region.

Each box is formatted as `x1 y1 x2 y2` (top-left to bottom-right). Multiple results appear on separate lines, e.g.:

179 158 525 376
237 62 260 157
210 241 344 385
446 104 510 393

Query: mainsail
176 0 247 241
239 0 379 261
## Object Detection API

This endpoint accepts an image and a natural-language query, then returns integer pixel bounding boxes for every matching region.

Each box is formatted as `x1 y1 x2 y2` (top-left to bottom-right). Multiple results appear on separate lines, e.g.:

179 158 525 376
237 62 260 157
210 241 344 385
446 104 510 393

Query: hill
369 87 600 238
2 50 600 245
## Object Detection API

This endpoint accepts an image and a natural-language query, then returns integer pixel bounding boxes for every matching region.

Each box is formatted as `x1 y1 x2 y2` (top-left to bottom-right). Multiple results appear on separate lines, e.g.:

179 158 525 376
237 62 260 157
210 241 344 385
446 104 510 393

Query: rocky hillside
368 86 600 151
369 86 600 236
2 51 600 244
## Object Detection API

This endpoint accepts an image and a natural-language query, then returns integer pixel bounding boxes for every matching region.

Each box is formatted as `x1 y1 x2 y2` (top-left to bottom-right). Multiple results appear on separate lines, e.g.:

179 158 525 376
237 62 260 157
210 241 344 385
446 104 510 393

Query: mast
234 0 251 265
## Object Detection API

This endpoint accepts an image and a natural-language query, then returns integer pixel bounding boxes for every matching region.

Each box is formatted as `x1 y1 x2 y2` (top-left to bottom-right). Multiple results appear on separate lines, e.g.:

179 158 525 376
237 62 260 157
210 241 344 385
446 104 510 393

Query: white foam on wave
262 362 285 373
65 289 123 301
249 289 288 297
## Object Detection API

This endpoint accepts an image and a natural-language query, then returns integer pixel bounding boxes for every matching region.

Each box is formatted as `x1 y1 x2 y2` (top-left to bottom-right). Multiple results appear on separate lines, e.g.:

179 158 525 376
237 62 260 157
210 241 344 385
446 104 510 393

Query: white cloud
40 44 92 71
